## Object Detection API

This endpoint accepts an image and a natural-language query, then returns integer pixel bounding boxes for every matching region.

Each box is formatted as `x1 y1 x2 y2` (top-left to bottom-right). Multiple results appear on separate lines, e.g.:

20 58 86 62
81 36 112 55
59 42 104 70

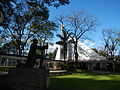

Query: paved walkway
0 70 67 76
49 70 67 73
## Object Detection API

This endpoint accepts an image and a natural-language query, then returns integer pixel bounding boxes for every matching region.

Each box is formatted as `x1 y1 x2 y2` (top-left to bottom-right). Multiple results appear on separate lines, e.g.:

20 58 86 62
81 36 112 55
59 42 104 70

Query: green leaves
0 0 15 24
0 0 69 55
116 38 120 41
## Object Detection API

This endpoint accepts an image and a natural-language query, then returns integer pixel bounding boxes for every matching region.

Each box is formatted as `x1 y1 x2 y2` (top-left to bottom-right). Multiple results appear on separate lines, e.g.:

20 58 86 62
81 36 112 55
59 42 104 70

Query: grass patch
49 72 120 90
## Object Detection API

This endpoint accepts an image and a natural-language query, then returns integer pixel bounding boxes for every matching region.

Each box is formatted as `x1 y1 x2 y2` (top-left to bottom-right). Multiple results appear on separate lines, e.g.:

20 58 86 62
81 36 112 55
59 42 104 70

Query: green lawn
49 72 120 90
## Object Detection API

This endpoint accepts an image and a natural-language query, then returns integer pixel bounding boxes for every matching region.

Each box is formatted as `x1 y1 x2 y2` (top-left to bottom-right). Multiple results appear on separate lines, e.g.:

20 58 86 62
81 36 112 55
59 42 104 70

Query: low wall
8 67 49 90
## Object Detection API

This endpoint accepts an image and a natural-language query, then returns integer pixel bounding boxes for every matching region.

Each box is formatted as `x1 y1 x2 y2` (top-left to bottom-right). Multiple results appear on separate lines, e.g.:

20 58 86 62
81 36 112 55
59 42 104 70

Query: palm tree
56 29 70 63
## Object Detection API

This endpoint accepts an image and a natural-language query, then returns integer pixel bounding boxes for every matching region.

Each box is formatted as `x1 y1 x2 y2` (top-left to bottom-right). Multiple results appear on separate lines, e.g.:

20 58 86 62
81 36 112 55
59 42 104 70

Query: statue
11 39 49 90
25 38 48 68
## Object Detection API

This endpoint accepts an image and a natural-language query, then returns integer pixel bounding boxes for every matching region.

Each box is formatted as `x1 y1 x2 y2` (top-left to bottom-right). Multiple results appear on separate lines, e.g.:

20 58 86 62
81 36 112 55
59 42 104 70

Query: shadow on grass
49 78 120 90
1 72 120 90
0 75 11 90
49 72 120 90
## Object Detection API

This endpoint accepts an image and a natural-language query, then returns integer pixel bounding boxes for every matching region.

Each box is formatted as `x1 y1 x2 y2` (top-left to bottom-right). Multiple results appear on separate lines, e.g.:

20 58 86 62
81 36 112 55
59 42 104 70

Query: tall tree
0 1 57 55
58 10 97 68
34 21 58 45
0 0 70 24
27 0 70 7
1 40 17 54
102 28 120 61
0 0 15 24
0 0 69 55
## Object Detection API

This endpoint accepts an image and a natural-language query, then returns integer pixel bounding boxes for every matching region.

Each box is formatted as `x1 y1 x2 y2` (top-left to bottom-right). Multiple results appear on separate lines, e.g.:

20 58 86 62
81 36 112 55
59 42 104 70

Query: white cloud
89 42 94 47
82 40 89 44
82 40 95 48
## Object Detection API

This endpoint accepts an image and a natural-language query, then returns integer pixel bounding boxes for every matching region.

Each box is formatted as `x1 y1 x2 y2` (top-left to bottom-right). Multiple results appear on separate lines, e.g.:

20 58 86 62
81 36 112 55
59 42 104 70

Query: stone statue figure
26 38 48 68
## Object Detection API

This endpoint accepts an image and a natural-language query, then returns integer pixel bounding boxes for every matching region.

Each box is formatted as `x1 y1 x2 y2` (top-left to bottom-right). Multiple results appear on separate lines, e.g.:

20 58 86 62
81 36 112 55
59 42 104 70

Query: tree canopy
102 28 120 61
56 10 97 68
0 0 70 24
0 0 58 55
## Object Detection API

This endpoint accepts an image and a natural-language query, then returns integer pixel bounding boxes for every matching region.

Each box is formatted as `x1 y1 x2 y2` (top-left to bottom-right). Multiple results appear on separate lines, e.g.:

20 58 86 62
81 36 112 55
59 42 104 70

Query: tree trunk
18 45 22 55
74 41 78 69
63 44 67 64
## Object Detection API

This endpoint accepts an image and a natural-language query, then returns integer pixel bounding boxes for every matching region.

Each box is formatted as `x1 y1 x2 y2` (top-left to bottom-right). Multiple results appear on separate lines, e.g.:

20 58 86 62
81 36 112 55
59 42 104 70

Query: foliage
35 21 58 45
102 28 120 61
0 0 69 55
92 48 109 57
57 10 97 68
68 10 97 66
98 50 109 57
0 66 16 72
0 0 15 24
27 0 70 7
59 63 68 69
0 0 70 24
92 48 99 53
116 33 120 45
47 47 58 59
0 1 57 55
1 40 18 54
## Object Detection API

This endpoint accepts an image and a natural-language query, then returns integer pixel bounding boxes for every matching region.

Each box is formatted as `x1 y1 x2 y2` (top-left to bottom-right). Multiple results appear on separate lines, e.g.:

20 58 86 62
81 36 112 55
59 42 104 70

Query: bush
60 63 68 70
0 66 16 72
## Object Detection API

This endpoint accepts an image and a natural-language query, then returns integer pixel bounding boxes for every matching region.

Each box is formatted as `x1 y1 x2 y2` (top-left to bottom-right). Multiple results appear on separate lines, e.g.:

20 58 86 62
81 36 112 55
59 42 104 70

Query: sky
48 0 120 49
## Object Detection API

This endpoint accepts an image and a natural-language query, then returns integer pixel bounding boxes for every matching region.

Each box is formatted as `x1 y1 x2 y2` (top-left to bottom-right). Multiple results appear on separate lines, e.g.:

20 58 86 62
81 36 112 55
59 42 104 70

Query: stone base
8 67 49 90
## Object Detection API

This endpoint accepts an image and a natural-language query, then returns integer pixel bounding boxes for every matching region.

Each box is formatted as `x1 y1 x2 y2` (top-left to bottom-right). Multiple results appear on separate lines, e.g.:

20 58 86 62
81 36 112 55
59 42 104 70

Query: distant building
55 39 106 62
0 54 27 66
55 37 107 71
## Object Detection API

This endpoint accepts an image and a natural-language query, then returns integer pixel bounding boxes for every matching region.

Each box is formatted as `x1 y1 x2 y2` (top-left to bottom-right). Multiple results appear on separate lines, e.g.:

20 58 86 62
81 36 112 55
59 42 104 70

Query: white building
55 38 107 70
55 39 106 61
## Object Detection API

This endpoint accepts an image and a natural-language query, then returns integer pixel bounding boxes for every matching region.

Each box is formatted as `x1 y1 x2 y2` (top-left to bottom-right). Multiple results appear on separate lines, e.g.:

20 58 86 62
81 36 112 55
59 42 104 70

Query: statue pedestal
8 67 49 90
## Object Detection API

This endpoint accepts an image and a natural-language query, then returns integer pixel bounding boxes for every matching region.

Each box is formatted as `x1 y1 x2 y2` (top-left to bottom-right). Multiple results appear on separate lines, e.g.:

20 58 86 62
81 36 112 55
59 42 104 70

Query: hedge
0 66 16 72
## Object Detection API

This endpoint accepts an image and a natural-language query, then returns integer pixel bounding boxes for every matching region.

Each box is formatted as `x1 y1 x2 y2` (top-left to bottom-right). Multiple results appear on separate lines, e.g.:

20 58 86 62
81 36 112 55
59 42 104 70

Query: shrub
0 66 16 72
